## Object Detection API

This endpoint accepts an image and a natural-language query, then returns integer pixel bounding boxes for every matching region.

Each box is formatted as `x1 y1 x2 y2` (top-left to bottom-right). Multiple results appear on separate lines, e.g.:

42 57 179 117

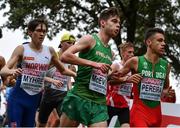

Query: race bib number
89 69 107 95
51 70 68 91
139 77 164 101
20 69 45 93
118 83 133 96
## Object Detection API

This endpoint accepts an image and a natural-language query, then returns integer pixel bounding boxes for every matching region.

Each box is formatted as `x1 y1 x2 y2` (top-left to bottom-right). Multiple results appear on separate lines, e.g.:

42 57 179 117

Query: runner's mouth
39 38 44 41
114 30 119 34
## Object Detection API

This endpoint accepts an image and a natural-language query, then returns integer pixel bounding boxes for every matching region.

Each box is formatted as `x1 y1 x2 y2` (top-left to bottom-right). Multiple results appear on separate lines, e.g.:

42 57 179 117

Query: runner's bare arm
44 77 63 88
164 63 171 89
61 35 111 72
162 64 175 97
61 35 96 66
0 55 5 69
49 46 76 77
119 56 138 75
108 62 129 84
120 57 142 84
0 45 23 76
109 57 138 81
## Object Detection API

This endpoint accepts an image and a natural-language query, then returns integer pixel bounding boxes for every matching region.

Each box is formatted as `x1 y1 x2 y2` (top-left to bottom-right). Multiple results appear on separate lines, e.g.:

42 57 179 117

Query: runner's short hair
144 28 165 42
118 42 134 53
118 42 134 58
28 18 48 32
98 7 120 27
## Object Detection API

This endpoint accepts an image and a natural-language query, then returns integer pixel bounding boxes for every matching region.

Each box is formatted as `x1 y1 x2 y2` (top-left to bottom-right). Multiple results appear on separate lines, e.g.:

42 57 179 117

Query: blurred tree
0 0 179 79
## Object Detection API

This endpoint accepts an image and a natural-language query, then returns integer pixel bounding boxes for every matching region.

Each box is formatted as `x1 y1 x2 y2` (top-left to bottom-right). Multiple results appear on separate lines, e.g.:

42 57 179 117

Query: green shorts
61 92 109 125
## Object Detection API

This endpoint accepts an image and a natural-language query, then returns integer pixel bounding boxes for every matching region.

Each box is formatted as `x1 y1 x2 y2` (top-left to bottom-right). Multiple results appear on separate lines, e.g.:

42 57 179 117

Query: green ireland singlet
137 56 168 107
71 33 112 105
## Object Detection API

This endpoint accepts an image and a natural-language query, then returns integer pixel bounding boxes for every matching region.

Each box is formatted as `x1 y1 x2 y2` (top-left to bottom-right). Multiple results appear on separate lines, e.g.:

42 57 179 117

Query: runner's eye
35 29 47 34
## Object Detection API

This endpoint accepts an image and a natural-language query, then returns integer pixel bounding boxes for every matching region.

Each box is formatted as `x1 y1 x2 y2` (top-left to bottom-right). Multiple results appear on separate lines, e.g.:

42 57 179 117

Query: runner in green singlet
60 7 121 127
110 28 175 127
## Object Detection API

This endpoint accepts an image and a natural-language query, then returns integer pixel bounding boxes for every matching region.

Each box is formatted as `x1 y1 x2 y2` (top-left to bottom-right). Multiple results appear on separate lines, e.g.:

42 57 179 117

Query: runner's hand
163 86 175 98
94 63 111 73
11 68 22 76
127 73 142 84
108 70 120 81
52 79 63 88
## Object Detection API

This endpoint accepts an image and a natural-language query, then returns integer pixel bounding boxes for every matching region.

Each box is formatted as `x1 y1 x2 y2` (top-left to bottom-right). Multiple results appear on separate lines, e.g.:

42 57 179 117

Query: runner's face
31 24 47 45
149 33 166 56
104 16 120 37
61 41 75 51
122 47 134 62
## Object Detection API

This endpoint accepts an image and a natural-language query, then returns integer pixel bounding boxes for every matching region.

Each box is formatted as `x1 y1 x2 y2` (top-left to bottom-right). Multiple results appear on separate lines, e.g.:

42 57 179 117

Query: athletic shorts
38 99 63 124
107 106 129 125
130 104 162 127
7 95 40 127
61 92 109 126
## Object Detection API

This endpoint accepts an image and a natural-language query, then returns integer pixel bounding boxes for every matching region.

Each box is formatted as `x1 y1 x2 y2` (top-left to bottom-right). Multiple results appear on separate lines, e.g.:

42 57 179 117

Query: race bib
89 69 107 95
20 69 45 94
118 83 133 96
139 77 164 101
50 69 68 91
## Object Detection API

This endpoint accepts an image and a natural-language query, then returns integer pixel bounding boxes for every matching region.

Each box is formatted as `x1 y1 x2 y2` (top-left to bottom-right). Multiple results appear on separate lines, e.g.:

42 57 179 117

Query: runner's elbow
61 53 69 63
61 52 75 65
